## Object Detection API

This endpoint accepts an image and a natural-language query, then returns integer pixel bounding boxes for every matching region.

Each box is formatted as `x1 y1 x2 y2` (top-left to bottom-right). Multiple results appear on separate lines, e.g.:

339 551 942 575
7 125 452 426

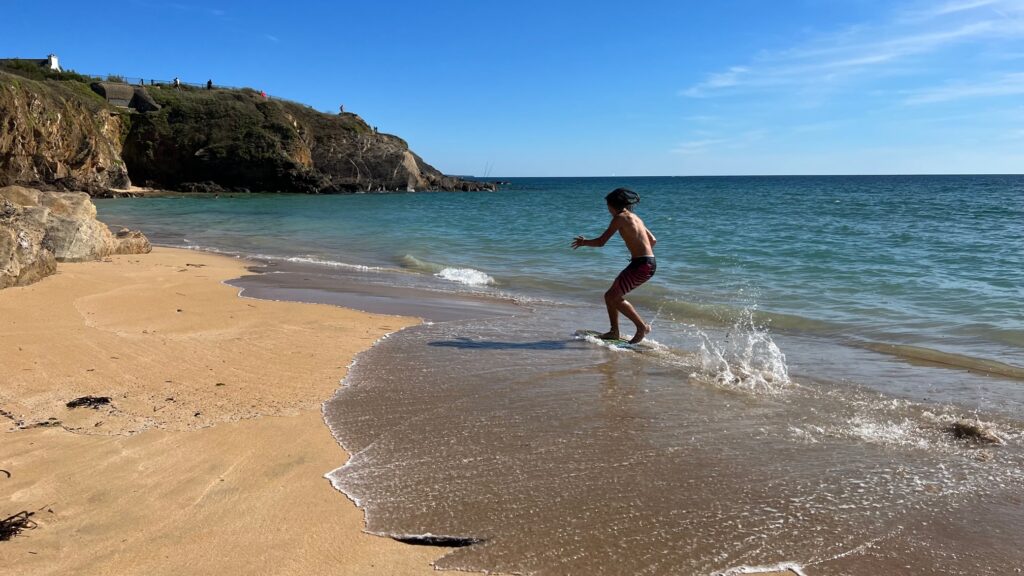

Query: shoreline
0 247 460 575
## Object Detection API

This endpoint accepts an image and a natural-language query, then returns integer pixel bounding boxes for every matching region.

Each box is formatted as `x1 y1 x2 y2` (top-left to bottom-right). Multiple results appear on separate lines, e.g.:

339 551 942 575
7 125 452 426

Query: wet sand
0 248 457 575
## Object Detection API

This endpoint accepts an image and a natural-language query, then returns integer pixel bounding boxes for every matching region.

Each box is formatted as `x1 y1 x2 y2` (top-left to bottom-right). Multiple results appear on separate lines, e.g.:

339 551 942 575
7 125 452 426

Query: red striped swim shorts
608 256 656 300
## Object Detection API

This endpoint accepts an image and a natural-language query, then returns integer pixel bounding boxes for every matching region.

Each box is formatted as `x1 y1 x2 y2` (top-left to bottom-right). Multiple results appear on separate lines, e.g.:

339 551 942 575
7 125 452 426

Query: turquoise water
96 176 1024 574
97 175 1024 370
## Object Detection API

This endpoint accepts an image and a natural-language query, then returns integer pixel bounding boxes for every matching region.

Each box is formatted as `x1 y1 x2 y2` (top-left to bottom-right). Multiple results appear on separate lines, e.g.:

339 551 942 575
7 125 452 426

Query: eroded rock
0 194 57 288
0 186 151 288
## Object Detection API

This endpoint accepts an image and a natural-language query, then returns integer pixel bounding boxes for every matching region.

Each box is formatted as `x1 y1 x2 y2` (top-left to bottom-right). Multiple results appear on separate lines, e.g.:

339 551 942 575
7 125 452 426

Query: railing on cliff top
97 74 312 108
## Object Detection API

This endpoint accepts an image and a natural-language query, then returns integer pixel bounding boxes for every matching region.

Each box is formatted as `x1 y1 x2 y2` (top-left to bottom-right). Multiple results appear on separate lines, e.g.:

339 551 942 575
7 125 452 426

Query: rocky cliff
0 68 491 195
0 71 131 194
0 185 151 288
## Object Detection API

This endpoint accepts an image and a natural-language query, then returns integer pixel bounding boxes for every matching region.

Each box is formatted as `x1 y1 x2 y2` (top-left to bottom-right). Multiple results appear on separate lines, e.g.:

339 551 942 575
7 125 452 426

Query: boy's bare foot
629 323 652 344
598 330 620 340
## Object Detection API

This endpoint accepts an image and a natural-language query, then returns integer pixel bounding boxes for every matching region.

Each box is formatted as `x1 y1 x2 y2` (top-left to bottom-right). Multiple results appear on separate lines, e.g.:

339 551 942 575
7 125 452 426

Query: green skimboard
574 329 654 352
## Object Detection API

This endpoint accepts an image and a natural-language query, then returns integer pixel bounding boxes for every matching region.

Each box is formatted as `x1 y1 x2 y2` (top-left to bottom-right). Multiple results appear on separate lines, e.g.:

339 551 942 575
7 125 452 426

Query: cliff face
122 89 487 193
0 68 490 195
0 72 131 194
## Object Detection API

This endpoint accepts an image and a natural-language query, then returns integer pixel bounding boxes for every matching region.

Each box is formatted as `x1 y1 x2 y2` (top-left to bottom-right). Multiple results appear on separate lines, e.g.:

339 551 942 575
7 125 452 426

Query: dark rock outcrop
122 92 493 193
0 185 151 288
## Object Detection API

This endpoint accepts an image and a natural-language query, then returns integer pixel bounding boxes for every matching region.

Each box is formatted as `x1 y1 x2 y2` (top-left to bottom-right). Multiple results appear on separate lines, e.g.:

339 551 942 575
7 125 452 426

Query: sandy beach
0 247 457 575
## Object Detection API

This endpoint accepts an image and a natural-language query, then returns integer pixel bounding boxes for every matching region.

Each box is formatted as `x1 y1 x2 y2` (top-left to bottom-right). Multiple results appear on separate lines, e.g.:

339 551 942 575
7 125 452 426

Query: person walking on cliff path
173 77 181 90
207 79 213 90
339 103 345 114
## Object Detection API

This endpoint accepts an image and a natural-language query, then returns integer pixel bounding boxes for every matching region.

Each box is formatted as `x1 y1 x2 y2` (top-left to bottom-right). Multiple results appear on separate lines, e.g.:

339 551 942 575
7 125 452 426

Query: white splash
435 267 495 287
692 308 791 394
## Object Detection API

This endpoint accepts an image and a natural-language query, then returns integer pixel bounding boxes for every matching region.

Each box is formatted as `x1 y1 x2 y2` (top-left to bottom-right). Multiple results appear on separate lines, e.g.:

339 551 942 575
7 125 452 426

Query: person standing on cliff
571 188 657 344
173 77 181 90
207 79 213 90
339 103 345 114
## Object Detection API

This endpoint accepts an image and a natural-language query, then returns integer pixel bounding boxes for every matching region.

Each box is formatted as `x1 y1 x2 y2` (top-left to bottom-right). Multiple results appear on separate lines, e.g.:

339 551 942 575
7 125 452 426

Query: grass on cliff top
0 60 376 135
146 85 374 135
0 69 108 113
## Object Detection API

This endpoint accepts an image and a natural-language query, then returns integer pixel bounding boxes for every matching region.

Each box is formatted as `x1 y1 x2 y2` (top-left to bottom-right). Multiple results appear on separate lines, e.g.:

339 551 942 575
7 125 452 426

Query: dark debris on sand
0 511 36 541
65 396 112 409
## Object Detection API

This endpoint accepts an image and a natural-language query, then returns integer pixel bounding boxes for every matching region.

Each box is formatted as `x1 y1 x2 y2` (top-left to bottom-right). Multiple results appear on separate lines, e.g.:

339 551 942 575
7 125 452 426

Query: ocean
96 175 1024 575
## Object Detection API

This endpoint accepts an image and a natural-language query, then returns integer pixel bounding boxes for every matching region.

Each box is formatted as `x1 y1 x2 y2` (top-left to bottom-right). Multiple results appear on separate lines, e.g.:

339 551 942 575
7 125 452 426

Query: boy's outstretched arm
572 217 620 249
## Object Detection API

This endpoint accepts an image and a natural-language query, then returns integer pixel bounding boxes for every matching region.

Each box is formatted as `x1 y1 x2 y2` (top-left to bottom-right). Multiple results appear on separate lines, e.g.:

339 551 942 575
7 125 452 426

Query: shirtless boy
571 188 657 344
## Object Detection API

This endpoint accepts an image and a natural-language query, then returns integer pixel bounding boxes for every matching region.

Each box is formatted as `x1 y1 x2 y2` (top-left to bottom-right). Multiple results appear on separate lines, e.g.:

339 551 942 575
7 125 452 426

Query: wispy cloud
680 67 749 97
901 0 1002 20
680 0 1024 98
905 71 1024 102
265 34 281 44
671 138 729 155
163 2 228 18
671 131 765 155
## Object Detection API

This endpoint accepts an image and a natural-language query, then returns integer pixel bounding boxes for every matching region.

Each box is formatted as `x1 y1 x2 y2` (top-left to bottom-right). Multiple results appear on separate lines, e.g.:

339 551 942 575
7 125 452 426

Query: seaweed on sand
65 396 112 409
0 512 36 541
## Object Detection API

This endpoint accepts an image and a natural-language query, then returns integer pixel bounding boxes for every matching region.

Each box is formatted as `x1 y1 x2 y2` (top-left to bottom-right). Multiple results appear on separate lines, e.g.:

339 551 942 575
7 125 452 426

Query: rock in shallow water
947 418 1004 445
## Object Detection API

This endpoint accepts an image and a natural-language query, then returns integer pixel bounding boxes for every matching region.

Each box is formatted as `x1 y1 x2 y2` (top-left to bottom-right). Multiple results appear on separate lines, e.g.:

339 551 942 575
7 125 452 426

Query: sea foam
435 267 495 287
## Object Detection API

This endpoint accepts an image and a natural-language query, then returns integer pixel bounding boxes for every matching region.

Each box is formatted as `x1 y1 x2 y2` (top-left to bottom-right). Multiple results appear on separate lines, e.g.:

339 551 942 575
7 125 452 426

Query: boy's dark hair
605 188 640 211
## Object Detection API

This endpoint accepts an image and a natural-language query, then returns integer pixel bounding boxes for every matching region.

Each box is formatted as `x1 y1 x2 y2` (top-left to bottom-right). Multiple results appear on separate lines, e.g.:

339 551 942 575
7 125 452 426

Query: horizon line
466 173 1024 179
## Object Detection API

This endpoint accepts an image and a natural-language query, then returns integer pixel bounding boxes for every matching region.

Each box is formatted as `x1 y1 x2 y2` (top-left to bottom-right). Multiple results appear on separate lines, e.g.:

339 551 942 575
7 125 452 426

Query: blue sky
6 0 1024 176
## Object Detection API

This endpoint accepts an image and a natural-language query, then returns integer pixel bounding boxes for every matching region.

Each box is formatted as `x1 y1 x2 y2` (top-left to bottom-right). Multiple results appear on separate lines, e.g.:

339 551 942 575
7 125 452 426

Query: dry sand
0 248 456 575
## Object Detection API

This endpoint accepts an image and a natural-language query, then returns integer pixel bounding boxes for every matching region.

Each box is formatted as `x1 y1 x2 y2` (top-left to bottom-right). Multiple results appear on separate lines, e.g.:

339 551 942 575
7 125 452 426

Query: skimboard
574 329 654 352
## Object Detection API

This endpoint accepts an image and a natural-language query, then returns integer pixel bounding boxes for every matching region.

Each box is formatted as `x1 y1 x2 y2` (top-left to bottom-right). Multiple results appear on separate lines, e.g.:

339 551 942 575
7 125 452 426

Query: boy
572 188 657 344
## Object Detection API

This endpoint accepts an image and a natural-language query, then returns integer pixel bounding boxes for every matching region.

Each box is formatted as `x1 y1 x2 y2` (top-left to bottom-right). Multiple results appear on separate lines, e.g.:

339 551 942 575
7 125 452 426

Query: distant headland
0 54 495 196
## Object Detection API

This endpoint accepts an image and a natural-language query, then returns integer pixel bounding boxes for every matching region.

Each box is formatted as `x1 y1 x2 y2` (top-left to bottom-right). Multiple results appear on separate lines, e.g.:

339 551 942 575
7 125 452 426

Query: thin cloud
265 34 281 43
671 132 765 155
681 67 749 97
679 3 1024 98
164 2 228 18
902 0 1001 20
671 139 727 155
905 71 1024 103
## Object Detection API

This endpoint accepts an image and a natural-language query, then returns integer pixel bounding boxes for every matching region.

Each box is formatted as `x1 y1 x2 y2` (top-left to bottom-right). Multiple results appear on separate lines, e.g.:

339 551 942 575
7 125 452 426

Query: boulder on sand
0 185 152 288
0 196 57 289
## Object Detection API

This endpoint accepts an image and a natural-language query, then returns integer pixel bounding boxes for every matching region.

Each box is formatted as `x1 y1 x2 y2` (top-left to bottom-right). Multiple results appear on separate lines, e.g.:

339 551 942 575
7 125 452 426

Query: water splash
691 307 791 394
399 254 496 286
435 267 495 287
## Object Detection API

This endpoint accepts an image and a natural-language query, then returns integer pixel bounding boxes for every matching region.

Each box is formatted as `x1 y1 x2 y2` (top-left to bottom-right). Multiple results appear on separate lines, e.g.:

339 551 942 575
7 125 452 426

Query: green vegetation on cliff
0 64 490 195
